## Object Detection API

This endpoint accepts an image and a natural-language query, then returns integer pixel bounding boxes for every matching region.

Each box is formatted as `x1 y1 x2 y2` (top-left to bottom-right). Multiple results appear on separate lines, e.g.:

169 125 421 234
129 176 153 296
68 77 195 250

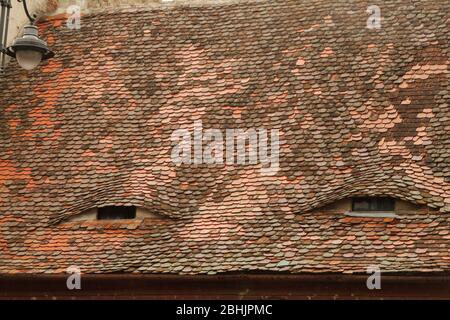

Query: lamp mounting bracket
18 0 36 24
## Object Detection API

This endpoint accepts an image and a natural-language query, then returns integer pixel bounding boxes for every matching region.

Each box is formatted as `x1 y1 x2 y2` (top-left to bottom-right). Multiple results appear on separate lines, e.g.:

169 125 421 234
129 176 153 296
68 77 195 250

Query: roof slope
0 0 449 274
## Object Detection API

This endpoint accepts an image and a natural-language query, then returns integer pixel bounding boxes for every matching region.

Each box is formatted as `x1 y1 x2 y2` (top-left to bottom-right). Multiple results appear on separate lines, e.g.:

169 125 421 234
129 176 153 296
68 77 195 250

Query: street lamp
0 0 54 72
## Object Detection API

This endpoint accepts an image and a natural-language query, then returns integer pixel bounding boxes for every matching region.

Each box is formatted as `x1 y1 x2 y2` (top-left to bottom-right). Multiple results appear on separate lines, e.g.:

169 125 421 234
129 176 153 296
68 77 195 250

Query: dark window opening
352 197 395 212
97 206 136 220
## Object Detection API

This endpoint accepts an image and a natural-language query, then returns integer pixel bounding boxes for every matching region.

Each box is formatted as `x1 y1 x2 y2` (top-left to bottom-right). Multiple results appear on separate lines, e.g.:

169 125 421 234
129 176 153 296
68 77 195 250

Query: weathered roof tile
0 0 449 274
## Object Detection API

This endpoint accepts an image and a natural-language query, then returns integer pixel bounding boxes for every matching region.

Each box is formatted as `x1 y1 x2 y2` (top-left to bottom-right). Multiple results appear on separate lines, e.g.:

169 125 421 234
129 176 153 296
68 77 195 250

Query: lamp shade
5 25 54 70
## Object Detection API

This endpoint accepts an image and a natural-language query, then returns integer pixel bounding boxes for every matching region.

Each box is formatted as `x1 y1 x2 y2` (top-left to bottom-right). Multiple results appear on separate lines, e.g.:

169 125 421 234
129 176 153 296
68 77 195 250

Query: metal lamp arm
18 0 36 24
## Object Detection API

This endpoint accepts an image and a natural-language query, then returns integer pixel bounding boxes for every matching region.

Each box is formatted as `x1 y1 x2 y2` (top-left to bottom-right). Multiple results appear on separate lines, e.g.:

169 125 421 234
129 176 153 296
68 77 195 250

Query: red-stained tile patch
42 59 62 73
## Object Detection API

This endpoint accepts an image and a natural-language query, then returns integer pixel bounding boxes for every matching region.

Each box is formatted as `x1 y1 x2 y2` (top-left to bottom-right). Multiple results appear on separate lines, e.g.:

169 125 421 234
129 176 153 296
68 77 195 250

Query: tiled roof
0 0 449 274
0 210 449 274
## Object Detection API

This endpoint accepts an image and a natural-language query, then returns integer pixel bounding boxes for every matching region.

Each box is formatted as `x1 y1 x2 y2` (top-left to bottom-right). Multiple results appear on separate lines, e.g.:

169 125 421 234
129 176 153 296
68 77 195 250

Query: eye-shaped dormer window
313 196 424 218
97 206 136 220
347 197 398 218
351 197 395 212
65 206 161 222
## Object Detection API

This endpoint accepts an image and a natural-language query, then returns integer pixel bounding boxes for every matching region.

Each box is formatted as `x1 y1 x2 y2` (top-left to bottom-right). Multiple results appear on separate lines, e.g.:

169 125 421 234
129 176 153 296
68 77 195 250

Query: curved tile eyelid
51 192 189 224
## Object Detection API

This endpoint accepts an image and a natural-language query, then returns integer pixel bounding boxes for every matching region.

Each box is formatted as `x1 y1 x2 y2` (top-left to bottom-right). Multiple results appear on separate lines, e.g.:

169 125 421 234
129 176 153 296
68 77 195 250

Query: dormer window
65 205 162 222
320 196 422 219
97 206 136 220
347 197 397 218
352 197 395 212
